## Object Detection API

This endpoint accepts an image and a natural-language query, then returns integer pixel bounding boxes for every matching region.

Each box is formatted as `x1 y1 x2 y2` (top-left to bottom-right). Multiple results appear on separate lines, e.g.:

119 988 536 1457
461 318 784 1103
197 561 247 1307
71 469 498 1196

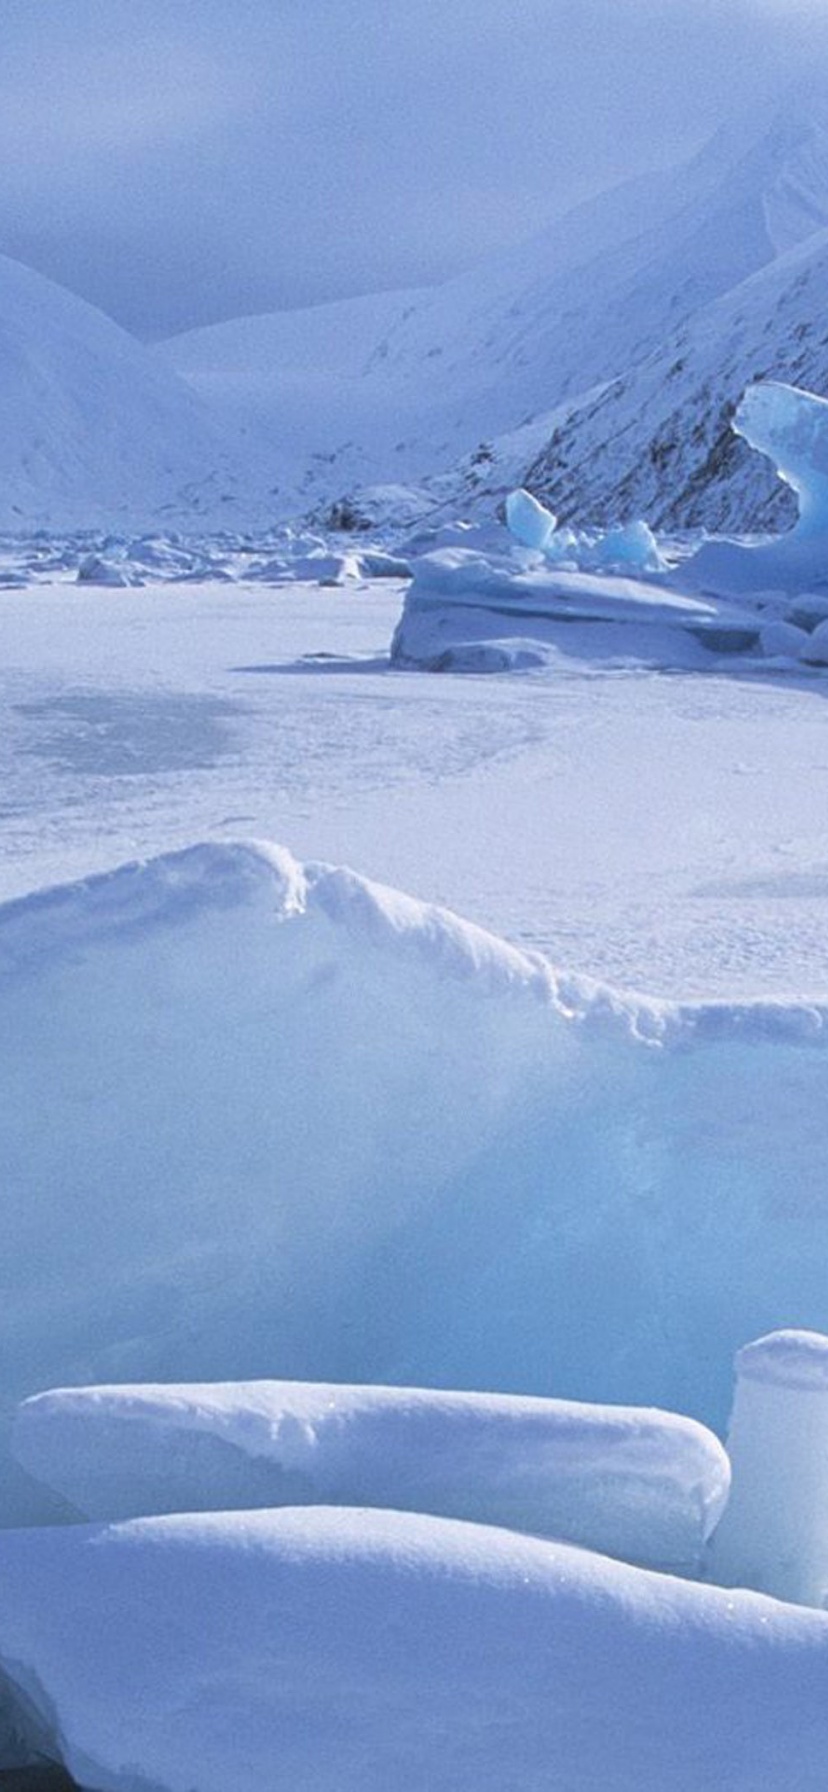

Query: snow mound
13 1378 728 1575
0 1506 827 1792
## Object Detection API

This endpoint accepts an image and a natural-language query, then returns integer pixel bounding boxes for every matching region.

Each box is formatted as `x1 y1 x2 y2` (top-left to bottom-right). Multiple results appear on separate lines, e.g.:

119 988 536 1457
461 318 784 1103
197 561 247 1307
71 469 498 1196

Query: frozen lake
2 577 828 999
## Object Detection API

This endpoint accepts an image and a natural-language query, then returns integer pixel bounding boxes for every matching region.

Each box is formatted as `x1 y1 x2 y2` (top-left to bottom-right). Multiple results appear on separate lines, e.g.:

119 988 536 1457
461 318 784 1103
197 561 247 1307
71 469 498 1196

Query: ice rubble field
6 383 828 1787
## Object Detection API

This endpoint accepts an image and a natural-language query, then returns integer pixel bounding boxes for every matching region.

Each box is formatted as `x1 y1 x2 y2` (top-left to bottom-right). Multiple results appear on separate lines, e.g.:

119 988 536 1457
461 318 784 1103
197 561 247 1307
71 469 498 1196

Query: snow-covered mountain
8 101 828 534
518 225 828 535
356 110 828 429
0 253 277 531
157 286 432 515
161 104 828 524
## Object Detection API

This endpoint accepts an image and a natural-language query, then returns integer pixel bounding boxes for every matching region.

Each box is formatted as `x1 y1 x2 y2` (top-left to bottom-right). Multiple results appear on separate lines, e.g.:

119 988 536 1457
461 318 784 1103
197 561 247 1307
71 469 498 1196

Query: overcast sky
1 0 826 337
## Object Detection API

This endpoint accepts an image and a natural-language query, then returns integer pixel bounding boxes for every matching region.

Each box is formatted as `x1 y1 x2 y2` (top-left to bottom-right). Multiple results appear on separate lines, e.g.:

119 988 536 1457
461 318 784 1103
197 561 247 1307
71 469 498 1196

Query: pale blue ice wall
1 842 827 1449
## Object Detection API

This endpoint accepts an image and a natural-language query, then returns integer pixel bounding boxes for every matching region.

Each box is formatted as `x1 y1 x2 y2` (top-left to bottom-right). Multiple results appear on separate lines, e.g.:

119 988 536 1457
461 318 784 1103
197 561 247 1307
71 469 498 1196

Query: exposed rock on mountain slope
8 104 828 533
522 226 828 535
163 107 828 525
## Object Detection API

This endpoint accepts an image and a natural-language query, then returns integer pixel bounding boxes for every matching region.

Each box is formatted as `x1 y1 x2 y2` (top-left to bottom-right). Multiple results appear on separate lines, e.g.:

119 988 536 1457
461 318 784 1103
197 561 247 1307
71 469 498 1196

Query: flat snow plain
2 576 828 1000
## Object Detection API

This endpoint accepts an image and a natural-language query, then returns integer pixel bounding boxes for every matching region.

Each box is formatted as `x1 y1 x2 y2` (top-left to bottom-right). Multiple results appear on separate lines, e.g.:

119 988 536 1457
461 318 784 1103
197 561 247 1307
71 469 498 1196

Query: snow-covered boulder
707 1330 828 1606
0 1507 828 1792
355 549 411 579
13 1378 728 1575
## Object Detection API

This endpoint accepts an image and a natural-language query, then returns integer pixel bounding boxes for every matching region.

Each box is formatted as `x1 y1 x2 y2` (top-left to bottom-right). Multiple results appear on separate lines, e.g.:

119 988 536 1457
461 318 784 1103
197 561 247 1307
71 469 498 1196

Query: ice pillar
707 1329 828 1607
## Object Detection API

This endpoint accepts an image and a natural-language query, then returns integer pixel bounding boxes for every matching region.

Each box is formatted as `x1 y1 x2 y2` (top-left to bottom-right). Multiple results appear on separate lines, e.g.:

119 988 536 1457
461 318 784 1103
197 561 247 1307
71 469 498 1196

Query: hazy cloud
0 0 825 335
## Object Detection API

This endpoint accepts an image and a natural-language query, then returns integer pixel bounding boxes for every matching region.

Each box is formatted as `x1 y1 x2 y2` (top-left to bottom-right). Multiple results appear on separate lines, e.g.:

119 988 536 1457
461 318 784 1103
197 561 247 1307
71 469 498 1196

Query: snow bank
13 1378 728 1574
3 838 828 1519
0 1506 827 1792
707 1329 828 1605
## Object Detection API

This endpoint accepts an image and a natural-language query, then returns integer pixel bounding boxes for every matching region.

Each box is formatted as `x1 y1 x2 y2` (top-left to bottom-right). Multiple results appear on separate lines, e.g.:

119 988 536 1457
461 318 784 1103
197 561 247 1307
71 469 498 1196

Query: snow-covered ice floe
390 543 753 672
3 837 828 1512
13 1377 728 1575
1 1506 828 1792
393 381 828 672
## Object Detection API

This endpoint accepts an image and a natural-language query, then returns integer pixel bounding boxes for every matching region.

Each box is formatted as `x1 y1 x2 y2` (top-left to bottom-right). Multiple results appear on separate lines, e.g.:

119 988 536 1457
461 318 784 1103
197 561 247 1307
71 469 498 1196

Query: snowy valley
6 50 828 1792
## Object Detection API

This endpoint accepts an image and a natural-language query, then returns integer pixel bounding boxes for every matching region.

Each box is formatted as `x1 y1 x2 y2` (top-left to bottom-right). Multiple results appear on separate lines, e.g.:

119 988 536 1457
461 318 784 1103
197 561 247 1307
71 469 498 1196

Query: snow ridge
3 840 828 1046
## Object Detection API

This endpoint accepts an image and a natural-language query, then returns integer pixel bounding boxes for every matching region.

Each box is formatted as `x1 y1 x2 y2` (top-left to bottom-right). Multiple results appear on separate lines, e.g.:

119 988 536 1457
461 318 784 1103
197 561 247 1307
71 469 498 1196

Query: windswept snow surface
3 837 828 1511
0 1507 828 1792
13 1378 728 1575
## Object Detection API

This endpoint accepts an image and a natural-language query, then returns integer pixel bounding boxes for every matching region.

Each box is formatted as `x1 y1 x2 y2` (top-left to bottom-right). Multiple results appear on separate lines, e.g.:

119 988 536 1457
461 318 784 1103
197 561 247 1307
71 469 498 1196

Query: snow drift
1 1506 828 1792
2 838 828 1517
13 1377 728 1575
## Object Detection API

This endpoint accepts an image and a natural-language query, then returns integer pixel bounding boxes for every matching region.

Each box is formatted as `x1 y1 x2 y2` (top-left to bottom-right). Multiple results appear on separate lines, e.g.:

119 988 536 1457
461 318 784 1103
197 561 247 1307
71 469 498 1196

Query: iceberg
687 382 828 595
13 1377 729 1575
0 1507 827 1792
505 487 558 551
403 387 828 673
506 488 668 576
